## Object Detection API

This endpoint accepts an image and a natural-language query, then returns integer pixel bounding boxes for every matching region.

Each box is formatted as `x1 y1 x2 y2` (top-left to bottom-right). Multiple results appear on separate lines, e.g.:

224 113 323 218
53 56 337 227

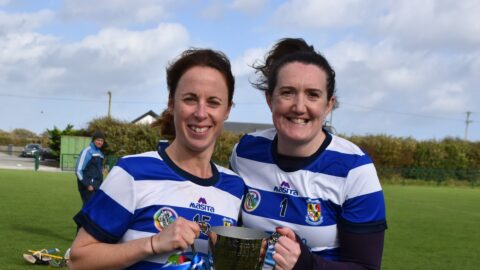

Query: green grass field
0 169 479 269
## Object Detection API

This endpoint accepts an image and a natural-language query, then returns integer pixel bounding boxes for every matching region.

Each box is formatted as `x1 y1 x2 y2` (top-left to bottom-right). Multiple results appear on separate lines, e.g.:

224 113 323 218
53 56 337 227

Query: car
20 144 42 158
39 148 58 161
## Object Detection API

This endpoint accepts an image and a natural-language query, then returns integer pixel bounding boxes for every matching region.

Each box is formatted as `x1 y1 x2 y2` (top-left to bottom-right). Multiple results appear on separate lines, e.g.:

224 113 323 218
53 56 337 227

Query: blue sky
1 0 479 141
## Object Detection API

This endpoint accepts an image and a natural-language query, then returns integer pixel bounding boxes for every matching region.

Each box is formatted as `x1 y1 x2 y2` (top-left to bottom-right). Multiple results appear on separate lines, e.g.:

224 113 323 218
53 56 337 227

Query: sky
0 0 479 141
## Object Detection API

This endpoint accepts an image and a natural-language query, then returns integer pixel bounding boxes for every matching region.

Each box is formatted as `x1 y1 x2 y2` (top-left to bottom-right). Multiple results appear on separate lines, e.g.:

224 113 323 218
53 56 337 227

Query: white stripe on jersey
327 135 365 155
343 163 382 200
235 155 346 205
123 151 160 159
135 180 242 220
100 166 136 213
242 212 339 251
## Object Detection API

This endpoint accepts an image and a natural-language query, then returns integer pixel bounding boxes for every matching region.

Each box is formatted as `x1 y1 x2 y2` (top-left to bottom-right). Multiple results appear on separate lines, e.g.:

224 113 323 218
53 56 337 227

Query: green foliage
212 131 243 167
11 128 38 140
347 135 480 184
47 124 82 158
0 129 11 145
0 128 41 146
87 117 161 157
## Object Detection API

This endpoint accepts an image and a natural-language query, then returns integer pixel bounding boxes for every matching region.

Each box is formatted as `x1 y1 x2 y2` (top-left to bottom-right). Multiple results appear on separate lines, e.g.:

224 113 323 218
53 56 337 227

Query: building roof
131 110 159 125
131 110 273 134
223 121 274 134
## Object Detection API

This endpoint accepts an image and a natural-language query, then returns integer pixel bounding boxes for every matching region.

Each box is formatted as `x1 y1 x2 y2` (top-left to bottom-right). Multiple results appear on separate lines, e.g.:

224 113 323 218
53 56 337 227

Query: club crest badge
244 189 261 212
153 207 178 231
223 217 234 227
305 199 323 225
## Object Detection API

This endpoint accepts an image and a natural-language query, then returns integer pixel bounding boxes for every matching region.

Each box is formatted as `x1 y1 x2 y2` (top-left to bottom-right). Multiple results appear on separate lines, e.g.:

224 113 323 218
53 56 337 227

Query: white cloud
0 9 54 35
376 0 480 51
59 0 177 25
231 0 266 15
232 47 265 77
325 38 475 118
0 0 10 6
425 82 467 112
0 23 189 98
271 0 378 29
200 1 226 20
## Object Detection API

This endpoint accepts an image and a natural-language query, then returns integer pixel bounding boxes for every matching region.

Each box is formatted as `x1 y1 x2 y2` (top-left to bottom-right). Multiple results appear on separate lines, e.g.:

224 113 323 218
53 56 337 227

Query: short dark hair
167 48 234 105
252 38 336 101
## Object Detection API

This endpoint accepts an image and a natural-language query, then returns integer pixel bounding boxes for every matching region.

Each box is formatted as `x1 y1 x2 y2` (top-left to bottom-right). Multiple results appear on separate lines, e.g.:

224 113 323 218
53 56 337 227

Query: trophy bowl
208 226 269 270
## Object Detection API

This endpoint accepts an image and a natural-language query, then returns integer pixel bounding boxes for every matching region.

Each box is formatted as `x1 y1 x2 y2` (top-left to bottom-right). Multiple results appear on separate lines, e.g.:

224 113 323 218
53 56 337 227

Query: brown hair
252 38 336 101
152 48 235 138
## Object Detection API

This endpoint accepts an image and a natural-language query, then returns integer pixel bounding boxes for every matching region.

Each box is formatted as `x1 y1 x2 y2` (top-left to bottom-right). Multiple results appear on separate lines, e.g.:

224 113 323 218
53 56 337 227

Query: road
0 152 62 172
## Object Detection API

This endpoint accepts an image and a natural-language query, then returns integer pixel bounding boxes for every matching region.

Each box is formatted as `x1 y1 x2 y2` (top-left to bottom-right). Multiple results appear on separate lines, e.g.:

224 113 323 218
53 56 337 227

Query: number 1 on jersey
280 198 288 217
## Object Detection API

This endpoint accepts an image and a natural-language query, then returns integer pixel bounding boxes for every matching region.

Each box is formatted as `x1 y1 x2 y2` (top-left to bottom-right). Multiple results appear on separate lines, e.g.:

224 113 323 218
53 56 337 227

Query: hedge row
2 119 479 184
349 135 480 184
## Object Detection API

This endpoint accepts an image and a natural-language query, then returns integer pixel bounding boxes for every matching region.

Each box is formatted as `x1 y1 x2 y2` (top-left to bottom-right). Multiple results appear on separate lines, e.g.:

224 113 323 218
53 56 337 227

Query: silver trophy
208 226 269 270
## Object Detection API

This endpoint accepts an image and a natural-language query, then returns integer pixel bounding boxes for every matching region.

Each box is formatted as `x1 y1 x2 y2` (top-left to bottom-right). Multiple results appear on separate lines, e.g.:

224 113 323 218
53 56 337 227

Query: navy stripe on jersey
243 187 342 226
81 189 132 239
117 155 244 200
341 190 386 223
236 135 373 178
116 157 180 182
308 150 373 177
235 134 273 164
215 172 246 200
130 204 238 236
74 211 119 244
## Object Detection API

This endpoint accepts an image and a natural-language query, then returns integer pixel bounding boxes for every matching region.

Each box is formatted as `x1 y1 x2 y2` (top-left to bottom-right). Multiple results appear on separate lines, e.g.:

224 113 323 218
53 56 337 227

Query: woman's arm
68 228 152 270
69 217 200 270
293 229 385 270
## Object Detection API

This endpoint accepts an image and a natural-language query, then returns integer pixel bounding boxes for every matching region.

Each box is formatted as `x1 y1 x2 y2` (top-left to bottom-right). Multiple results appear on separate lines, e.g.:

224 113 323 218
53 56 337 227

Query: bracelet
150 235 158 255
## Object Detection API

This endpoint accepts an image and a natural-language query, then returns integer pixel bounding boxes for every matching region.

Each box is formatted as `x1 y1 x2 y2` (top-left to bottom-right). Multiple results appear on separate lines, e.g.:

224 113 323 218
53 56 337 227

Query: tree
47 124 82 158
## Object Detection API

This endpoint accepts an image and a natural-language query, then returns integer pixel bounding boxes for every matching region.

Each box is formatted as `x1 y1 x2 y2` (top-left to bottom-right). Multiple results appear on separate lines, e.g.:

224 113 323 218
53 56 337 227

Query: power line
340 101 465 122
0 93 473 122
0 93 162 105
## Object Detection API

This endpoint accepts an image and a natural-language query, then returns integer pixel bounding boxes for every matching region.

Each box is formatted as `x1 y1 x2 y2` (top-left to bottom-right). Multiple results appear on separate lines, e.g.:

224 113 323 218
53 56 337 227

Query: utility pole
107 91 112 118
464 111 472 140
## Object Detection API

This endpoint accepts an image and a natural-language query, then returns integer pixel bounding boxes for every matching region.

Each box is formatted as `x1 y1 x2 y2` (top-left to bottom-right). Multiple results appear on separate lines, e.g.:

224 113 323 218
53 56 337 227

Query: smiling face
169 66 231 155
267 62 334 156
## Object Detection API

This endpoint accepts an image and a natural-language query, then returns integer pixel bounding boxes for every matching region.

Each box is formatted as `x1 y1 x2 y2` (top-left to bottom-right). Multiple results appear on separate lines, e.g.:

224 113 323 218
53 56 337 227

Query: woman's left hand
272 227 301 270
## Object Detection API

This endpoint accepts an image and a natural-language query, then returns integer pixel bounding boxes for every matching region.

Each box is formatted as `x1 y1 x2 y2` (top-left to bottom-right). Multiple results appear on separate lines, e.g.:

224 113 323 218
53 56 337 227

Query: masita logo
273 181 299 196
189 197 215 213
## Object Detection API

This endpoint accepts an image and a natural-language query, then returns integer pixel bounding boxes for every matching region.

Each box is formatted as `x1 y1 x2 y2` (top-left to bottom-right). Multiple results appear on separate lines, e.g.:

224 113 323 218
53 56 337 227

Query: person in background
75 131 105 206
230 38 387 270
68 48 245 270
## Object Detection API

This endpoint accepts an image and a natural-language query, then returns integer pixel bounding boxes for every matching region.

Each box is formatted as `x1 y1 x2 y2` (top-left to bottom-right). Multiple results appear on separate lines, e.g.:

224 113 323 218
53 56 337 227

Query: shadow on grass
11 223 73 242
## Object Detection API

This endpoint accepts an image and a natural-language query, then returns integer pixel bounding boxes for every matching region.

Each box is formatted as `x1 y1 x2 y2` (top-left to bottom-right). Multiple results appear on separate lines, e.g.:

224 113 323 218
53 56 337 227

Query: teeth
191 126 208 133
290 118 307 124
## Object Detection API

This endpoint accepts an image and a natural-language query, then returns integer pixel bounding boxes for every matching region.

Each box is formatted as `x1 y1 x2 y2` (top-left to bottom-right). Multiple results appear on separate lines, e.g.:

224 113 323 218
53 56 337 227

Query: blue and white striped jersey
75 149 245 269
230 128 386 262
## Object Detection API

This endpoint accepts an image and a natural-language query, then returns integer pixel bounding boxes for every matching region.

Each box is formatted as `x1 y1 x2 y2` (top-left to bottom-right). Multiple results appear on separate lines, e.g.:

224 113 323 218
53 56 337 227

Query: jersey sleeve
340 156 387 233
75 147 92 181
74 160 137 243
229 143 240 173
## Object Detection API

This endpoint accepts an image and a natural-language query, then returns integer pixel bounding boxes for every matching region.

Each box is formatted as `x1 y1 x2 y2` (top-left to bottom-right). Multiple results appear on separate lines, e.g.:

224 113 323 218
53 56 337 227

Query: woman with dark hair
69 48 244 270
231 38 387 270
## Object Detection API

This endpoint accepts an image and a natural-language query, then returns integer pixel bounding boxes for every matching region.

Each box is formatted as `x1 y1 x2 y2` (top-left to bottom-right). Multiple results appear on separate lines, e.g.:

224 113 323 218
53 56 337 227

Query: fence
61 153 117 172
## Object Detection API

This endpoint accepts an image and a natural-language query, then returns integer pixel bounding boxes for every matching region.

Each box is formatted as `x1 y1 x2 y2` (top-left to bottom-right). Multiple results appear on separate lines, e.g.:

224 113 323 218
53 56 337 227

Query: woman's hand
151 217 200 254
273 227 301 270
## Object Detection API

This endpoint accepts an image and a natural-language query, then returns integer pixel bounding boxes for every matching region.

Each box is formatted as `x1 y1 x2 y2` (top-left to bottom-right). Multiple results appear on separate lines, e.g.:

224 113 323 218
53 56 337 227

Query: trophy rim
210 226 269 240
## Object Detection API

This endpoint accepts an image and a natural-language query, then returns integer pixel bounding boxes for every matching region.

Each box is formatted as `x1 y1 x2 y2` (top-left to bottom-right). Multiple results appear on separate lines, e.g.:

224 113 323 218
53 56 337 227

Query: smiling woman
69 48 245 270
230 38 387 270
